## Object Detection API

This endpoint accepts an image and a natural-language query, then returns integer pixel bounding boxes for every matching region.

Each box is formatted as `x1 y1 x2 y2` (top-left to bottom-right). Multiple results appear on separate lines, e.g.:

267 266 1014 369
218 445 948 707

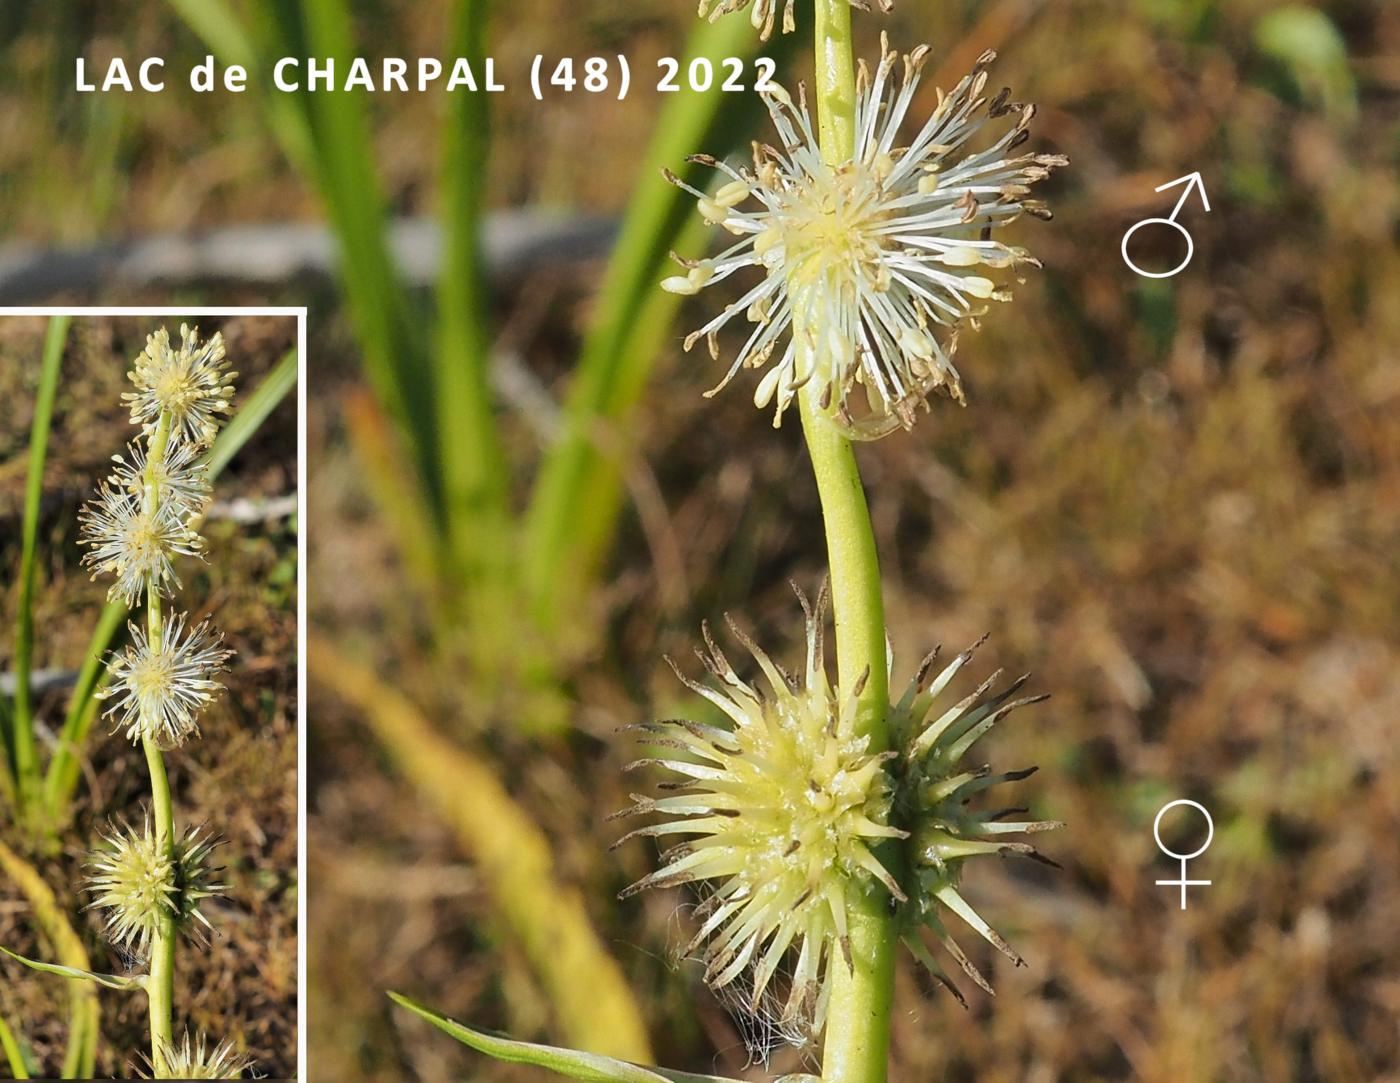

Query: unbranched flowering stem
800 1 898 1080
141 409 177 1076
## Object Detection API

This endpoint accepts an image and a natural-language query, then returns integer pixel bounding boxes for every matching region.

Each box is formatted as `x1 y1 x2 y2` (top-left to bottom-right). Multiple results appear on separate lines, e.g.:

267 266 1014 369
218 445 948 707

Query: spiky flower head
144 1032 255 1079
123 324 235 448
663 39 1065 438
697 0 890 42
99 614 233 749
85 818 225 959
889 636 1061 1004
78 483 205 605
620 589 1062 1041
616 586 905 1032
107 439 212 521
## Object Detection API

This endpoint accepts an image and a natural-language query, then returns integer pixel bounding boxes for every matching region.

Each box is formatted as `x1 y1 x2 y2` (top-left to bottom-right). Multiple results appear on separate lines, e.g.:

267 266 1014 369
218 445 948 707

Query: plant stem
142 736 177 1073
142 411 177 1075
798 3 898 1081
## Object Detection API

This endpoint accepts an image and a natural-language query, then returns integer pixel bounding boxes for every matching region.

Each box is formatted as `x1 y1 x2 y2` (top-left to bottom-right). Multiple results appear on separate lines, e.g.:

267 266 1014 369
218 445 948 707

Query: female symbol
1153 799 1213 910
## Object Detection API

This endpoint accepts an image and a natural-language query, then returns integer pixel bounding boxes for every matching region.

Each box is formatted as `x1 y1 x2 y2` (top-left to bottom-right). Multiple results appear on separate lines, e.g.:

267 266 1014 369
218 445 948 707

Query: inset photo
0 310 303 1079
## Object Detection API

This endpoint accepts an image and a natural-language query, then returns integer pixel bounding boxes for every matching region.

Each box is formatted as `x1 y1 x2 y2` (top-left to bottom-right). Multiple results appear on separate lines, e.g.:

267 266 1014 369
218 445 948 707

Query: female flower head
124 324 236 448
618 589 1062 1041
697 0 890 42
145 1032 255 1080
663 38 1065 438
79 483 204 605
890 636 1062 1002
85 818 224 958
100 614 234 749
615 585 905 1032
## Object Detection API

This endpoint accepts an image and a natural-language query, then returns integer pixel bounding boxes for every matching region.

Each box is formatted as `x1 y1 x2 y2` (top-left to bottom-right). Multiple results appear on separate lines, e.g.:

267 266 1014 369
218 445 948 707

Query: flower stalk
141 408 179 1076
799 5 897 1080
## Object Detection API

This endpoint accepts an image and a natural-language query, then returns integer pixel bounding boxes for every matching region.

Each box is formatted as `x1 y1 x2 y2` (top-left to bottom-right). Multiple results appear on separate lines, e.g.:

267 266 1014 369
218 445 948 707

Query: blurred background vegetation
3 0 1398 1080
0 316 298 1077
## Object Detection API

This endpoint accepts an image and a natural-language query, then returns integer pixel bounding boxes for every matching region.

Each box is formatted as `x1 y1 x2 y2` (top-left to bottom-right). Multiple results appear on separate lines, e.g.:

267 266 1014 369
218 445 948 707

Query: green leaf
0 946 144 991
203 346 297 478
520 16 794 643
1253 5 1356 124
0 1011 33 1079
433 0 511 589
388 993 736 1083
9 315 69 811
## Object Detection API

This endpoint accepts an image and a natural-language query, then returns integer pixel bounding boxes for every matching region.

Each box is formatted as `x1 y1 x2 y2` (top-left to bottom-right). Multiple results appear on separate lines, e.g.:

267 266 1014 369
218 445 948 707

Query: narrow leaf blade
388 994 735 1083
0 947 143 991
0 1011 32 1079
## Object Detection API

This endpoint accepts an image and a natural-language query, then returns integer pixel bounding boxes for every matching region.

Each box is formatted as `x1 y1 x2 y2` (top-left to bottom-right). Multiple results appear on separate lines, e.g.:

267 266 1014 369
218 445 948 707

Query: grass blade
0 841 98 1078
10 315 69 813
279 0 444 523
388 993 735 1083
0 947 144 991
310 638 651 1061
203 347 297 478
520 17 785 632
42 347 299 825
0 1012 31 1079
435 0 510 585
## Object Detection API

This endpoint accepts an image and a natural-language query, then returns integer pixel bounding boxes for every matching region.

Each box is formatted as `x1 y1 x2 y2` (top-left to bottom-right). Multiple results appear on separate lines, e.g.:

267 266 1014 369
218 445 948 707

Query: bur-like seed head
889 637 1062 1003
108 439 212 521
124 324 236 448
85 818 225 959
620 589 1062 1044
616 585 905 1033
697 0 891 41
145 1032 255 1079
664 38 1065 438
79 484 205 605
100 614 233 749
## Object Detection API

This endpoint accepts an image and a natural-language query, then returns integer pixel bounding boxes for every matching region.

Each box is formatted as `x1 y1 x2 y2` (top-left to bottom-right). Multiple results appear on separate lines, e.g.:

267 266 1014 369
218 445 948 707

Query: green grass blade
278 0 444 524
388 993 735 1083
41 348 298 825
0 697 14 808
38 598 122 826
161 0 316 196
203 347 296 478
0 947 143 991
0 1012 31 1079
520 18 786 630
10 316 69 811
434 0 510 587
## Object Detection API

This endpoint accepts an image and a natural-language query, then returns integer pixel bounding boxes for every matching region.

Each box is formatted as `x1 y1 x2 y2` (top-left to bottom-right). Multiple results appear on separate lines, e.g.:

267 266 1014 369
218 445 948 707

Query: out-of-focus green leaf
388 993 734 1083
1254 6 1356 124
521 15 789 639
0 1012 32 1079
435 0 510 589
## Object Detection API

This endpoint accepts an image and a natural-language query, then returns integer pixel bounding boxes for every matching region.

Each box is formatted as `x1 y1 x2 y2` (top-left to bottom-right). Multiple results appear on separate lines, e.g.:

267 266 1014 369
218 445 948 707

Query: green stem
799 4 897 1081
142 737 176 1073
141 411 177 1075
